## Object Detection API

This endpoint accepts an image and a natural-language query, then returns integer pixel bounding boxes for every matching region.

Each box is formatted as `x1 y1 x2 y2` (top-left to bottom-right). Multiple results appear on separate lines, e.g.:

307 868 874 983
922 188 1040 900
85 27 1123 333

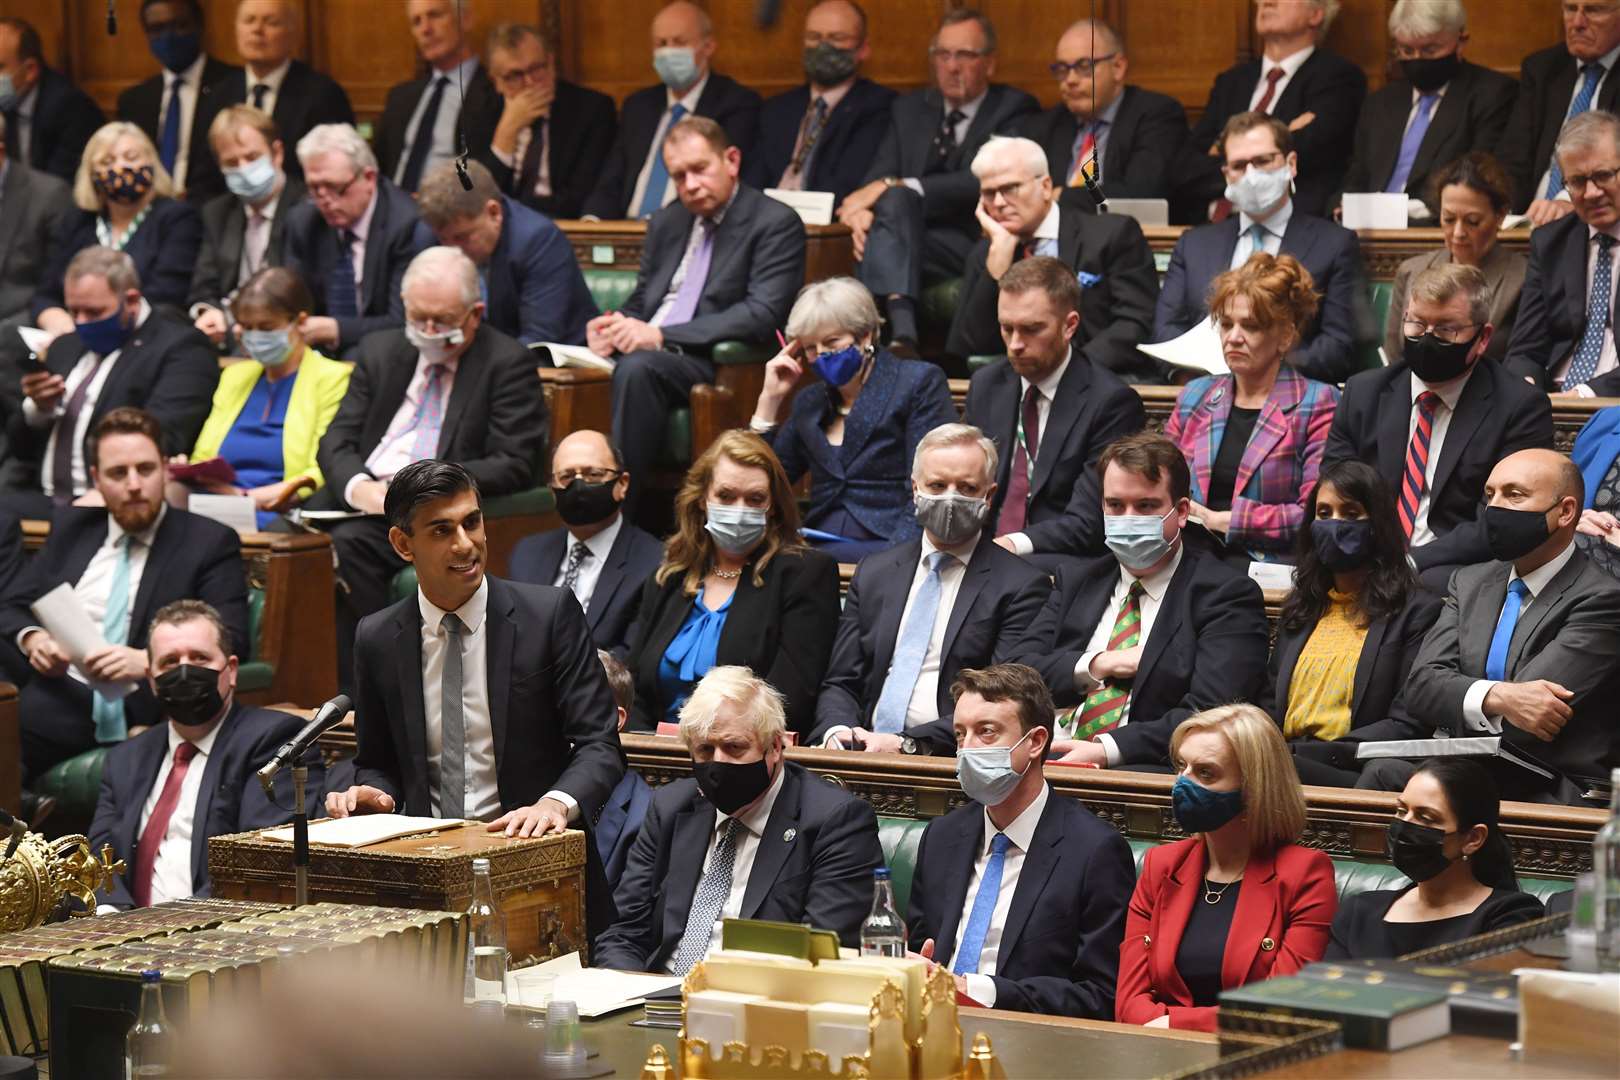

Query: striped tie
1398 391 1440 541
1068 580 1145 740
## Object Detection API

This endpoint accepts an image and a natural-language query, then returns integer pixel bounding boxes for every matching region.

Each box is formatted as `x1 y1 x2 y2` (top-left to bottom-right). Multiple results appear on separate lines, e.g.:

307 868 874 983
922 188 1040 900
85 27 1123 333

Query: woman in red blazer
1117 703 1337 1031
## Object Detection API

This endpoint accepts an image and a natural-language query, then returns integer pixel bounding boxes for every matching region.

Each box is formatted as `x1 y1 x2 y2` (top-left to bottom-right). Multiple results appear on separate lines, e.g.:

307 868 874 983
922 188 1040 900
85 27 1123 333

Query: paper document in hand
29 582 139 700
17 327 54 356
530 342 614 371
508 953 682 1018
189 494 260 536
1139 317 1227 376
262 815 466 847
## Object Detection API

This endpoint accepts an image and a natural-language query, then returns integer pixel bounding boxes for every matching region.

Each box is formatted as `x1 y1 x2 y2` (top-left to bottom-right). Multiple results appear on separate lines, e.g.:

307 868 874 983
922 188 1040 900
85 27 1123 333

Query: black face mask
552 476 621 527
1385 817 1458 883
1310 518 1374 572
154 664 226 727
1404 333 1476 383
1484 503 1555 562
691 756 772 815
1400 53 1461 93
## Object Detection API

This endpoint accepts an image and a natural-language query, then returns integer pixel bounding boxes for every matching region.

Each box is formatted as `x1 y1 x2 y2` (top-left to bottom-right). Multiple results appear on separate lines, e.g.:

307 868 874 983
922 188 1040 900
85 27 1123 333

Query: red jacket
1116 837 1337 1031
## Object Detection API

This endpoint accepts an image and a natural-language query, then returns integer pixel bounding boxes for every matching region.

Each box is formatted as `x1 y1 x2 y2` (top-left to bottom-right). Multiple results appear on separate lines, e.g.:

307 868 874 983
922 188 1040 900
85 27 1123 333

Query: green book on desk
1302 960 1520 1037
1220 974 1450 1050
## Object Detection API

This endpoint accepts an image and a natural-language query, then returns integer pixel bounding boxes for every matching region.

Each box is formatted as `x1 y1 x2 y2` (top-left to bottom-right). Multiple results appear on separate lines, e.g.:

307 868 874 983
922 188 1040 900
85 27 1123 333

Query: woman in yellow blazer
183 268 350 527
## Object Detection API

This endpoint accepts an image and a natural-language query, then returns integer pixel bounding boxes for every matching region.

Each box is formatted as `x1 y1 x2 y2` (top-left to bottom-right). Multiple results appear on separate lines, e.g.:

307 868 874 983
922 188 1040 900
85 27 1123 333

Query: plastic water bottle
860 867 906 958
464 857 509 1008
125 970 173 1078
1594 768 1620 972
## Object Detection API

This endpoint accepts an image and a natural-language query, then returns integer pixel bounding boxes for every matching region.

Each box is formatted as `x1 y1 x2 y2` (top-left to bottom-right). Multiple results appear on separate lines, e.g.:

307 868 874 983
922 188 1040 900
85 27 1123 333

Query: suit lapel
1233 371 1305 497
1431 368 1491 498
642 208 693 312
703 189 757 304
587 528 631 632
393 603 431 811
1187 378 1231 504
839 354 898 464
361 188 392 312
130 512 183 640
1030 355 1086 497
1377 375 1411 480
485 579 515 772
1468 566 1511 671
1507 557 1580 673
741 769 804 917
1152 842 1202 1002
867 544 919 702
933 815 984 969
1134 551 1192 693
220 208 248 290
795 390 844 480
1223 847 1279 988
1273 626 1309 720
0 166 26 270
985 368 1022 494
189 712 236 887
1351 614 1391 727
121 732 170 865
997 795 1063 962
436 334 487 456
941 540 992 665
1279 214 1322 267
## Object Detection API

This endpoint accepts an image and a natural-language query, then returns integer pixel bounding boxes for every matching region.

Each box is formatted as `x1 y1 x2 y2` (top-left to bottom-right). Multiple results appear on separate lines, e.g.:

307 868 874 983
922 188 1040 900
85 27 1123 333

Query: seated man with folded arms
91 599 322 910
907 664 1134 1016
586 115 804 515
594 665 884 974
1012 432 1268 771
594 649 652 891
1353 449 1620 806
0 407 247 785
811 423 1050 756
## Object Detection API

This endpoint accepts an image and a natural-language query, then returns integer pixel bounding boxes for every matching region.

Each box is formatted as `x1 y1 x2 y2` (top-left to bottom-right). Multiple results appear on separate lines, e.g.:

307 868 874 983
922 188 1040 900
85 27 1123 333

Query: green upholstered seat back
237 587 273 693
920 278 963 338
877 815 930 916
1358 279 1396 371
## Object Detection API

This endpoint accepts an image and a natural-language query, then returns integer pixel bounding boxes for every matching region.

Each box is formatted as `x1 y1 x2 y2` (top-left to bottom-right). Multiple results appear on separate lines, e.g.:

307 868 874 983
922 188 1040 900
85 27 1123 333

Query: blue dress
656 590 734 723
216 372 297 529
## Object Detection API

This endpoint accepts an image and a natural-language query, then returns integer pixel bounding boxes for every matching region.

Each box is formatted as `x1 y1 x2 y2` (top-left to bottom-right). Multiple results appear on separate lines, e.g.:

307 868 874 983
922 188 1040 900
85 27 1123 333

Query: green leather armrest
483 485 555 518
712 341 775 366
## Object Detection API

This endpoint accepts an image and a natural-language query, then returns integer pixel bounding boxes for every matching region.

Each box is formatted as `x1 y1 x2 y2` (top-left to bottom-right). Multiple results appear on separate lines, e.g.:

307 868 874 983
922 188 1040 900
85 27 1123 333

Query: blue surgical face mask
705 503 768 556
76 307 132 357
241 327 294 367
956 730 1033 807
653 46 700 90
0 73 18 113
148 29 203 74
1171 775 1245 834
1223 163 1292 218
812 343 868 387
225 154 279 203
1103 507 1177 571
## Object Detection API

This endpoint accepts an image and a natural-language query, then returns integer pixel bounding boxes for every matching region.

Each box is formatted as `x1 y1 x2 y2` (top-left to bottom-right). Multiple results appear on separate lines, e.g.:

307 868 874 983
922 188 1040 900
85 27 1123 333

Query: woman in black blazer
1263 460 1440 787
624 429 841 736
32 121 204 328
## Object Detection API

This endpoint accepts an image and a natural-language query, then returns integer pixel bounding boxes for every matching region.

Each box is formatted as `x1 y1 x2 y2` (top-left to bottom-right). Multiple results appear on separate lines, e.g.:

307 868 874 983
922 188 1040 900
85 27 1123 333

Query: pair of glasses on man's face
1049 54 1116 78
1402 320 1480 344
551 467 622 487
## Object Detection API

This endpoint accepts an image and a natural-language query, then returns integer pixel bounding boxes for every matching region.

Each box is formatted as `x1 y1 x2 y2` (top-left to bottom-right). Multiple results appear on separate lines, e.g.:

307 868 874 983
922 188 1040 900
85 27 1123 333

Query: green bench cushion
35 746 113 819
583 269 637 313
921 278 963 338
238 588 272 693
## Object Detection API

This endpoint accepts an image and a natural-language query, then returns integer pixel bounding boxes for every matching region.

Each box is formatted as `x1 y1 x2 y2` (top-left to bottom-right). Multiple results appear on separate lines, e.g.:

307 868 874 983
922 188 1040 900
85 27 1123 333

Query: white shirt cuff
1097 733 1121 768
964 973 997 1007
21 397 55 428
342 473 369 509
1074 652 1102 692
492 145 517 168
1005 532 1033 556
1576 383 1596 398
902 178 924 196
748 416 777 434
541 789 580 822
1461 680 1501 733
16 626 45 653
821 726 854 749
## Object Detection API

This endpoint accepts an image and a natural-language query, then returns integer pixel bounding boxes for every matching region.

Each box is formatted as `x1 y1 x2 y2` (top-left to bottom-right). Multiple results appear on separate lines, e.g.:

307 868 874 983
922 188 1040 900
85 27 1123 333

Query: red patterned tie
131 741 200 907
1398 391 1441 541
995 386 1042 535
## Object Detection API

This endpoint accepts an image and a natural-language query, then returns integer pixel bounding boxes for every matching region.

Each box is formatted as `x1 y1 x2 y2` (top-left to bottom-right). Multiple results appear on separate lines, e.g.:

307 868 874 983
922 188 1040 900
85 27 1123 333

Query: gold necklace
710 566 742 580
1203 877 1240 905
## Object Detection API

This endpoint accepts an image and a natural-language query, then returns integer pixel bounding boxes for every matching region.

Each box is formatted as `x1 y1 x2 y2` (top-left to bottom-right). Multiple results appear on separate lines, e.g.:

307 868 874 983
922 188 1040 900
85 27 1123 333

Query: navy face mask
76 308 132 357
1310 518 1374 572
1171 775 1244 834
812 343 868 387
148 29 203 73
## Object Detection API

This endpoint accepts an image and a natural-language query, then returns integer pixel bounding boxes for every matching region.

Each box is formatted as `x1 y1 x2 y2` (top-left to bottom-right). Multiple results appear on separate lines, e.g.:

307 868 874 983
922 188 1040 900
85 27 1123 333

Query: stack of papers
29 583 140 699
509 952 682 1018
262 815 465 847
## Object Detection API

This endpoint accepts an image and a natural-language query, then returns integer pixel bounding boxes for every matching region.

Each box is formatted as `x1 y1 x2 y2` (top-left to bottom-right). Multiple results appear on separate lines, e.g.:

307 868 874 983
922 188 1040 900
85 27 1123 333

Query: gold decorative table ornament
0 834 123 932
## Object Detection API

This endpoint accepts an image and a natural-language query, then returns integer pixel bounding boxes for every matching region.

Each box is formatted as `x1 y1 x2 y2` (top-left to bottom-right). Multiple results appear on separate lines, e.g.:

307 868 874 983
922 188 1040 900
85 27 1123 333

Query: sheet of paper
1105 198 1169 227
1355 736 1500 760
765 188 835 226
189 494 260 536
1138 317 1227 376
530 341 615 371
29 583 138 700
16 327 53 356
292 508 377 523
1247 561 1296 592
1341 192 1410 230
261 814 465 847
509 955 682 1018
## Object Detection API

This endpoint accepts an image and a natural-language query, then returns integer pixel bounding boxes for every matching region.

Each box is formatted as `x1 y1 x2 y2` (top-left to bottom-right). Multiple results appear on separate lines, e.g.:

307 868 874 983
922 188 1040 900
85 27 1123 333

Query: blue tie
1547 63 1607 198
953 832 1012 977
871 551 949 733
159 76 183 177
1386 93 1439 194
1485 579 1530 683
636 103 688 218
1567 233 1615 390
92 535 134 743
327 229 359 318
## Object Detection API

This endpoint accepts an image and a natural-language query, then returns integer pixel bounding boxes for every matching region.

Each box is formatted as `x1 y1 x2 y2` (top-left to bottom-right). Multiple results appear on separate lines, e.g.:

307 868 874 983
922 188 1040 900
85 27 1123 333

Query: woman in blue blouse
750 277 956 562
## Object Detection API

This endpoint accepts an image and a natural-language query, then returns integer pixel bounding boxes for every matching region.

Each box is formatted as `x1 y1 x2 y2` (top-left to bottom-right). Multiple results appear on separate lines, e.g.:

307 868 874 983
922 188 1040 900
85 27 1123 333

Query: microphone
257 694 351 794
0 806 29 860
1082 166 1108 215
107 0 117 34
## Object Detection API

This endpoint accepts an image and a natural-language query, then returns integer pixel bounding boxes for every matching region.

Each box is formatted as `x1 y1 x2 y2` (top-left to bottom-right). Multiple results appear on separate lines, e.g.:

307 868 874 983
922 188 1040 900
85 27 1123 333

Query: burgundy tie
131 741 200 907
995 385 1042 535
1214 68 1287 223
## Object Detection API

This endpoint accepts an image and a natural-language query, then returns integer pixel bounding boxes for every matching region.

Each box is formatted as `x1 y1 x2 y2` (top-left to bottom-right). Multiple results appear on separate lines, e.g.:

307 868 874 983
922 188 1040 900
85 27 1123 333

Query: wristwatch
899 736 920 755
881 176 904 189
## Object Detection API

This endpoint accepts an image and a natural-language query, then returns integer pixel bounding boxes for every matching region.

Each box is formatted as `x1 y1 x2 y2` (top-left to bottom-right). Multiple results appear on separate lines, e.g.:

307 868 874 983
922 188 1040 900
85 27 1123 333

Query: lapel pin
1260 936 1276 952
782 828 796 843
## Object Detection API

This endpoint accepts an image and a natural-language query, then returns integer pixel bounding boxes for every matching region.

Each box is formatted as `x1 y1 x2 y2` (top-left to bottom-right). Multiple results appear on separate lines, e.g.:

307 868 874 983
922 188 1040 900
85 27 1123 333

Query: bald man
1352 449 1620 805
583 1 761 218
508 430 664 656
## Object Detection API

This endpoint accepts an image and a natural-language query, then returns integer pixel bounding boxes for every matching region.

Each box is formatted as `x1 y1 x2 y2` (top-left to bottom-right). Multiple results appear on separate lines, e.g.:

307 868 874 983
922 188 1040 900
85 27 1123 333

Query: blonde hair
658 430 803 596
1170 704 1306 852
677 666 787 749
74 121 173 212
208 104 280 156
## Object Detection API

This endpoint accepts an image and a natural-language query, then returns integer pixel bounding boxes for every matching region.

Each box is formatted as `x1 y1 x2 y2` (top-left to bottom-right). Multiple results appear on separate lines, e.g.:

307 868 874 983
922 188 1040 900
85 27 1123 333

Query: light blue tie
1548 63 1607 198
636 102 688 218
1566 233 1615 390
871 552 949 734
953 832 1012 976
1249 223 1266 255
1485 579 1530 683
1386 92 1439 194
92 535 133 743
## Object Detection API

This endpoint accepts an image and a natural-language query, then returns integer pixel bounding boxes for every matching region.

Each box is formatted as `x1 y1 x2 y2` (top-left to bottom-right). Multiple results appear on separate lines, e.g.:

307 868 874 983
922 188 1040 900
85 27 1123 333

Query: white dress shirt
777 80 853 190
419 580 500 820
1249 47 1315 112
1534 44 1620 204
1003 349 1073 557
651 186 738 327
1461 541 1578 732
158 53 209 192
350 350 462 505
1555 222 1620 392
629 74 710 215
1231 198 1293 270
494 121 553 200
664 762 788 972
139 719 222 906
1407 367 1474 548
396 56 481 187
1073 543 1185 766
244 60 292 115
551 515 624 612
24 299 154 498
902 90 986 194
951 782 1049 1006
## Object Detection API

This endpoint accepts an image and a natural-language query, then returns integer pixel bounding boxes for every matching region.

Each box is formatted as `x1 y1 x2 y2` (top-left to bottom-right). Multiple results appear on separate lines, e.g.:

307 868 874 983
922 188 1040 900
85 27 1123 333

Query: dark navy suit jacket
594 767 652 891
1154 210 1365 385
743 78 897 204
33 197 204 318
211 60 355 182
593 762 884 971
6 66 104 182
508 518 664 657
90 704 323 908
765 351 955 544
484 197 598 346
907 790 1136 1018
477 79 618 220
1504 211 1620 397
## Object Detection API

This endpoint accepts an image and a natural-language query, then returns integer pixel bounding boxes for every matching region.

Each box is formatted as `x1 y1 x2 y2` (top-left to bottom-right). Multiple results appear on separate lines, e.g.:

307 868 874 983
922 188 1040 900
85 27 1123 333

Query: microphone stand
293 763 310 906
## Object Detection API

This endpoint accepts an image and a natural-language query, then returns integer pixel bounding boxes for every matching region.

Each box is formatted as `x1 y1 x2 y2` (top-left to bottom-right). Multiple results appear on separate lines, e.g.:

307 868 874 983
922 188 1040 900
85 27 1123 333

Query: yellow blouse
1283 590 1368 742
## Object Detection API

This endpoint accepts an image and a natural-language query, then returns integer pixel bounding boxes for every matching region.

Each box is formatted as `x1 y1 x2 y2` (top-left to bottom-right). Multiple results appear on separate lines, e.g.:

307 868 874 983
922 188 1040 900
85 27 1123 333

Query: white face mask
1224 163 1292 217
405 321 466 364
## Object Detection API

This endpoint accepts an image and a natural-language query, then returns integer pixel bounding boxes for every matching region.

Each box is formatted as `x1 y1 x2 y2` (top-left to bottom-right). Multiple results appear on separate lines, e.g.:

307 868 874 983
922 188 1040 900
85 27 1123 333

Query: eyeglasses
980 178 1032 202
495 60 552 89
551 467 622 486
1402 319 1480 344
307 172 361 200
1564 2 1620 22
1563 167 1620 192
1049 54 1117 79
1222 151 1285 176
928 47 989 64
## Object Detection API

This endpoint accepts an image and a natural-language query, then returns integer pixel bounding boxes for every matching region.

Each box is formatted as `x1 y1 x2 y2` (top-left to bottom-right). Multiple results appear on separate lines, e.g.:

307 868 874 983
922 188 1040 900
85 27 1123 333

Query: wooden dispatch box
207 823 586 968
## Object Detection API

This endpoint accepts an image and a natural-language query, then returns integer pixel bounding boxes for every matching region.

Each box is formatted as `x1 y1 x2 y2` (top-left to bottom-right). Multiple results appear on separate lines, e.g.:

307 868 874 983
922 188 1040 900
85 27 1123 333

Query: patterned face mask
93 164 156 205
